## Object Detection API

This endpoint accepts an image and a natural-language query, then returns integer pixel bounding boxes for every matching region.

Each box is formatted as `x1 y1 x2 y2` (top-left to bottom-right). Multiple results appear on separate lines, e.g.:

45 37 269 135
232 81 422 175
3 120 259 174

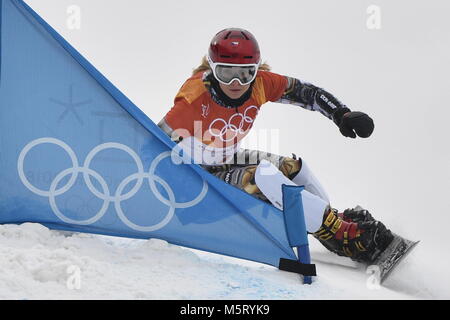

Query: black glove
337 111 374 139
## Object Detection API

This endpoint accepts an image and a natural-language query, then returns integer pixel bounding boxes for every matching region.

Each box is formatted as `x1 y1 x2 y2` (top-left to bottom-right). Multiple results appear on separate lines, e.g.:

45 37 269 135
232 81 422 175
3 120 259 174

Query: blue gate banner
0 0 308 269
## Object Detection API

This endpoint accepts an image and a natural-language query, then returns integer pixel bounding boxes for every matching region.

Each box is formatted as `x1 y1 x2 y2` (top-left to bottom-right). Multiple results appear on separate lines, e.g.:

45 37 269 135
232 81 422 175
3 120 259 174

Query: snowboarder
158 28 394 264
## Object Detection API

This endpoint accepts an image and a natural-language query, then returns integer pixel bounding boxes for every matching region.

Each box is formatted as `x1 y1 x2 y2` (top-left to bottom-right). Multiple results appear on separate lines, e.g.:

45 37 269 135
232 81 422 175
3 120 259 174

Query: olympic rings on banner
18 138 208 232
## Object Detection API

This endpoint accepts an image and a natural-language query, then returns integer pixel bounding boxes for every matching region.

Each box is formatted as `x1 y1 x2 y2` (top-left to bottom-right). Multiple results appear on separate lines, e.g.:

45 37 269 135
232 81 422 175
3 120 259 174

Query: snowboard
371 233 420 284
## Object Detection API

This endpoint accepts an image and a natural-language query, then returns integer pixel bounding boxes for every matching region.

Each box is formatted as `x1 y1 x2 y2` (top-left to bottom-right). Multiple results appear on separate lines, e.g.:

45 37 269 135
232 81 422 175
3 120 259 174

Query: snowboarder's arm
158 117 183 143
276 77 350 126
277 77 374 138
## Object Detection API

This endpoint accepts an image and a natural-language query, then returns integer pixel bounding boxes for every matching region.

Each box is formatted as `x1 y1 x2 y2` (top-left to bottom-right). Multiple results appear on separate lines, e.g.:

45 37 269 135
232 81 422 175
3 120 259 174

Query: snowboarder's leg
203 149 302 202
255 160 394 264
204 151 328 232
205 152 394 264
234 149 329 203
205 164 264 199
254 160 327 232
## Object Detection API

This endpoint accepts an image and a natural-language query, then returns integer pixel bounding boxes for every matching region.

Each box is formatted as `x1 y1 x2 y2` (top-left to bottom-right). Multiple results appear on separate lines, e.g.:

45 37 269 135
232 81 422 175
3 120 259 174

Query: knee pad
255 160 328 232
292 160 330 204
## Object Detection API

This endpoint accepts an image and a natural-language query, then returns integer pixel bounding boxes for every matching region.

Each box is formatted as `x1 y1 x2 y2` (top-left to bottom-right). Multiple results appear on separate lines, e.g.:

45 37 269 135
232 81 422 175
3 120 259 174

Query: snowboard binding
313 206 394 263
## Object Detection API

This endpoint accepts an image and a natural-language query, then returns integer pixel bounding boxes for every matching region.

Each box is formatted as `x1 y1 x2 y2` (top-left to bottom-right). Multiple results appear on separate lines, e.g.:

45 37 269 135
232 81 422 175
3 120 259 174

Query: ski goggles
207 56 259 86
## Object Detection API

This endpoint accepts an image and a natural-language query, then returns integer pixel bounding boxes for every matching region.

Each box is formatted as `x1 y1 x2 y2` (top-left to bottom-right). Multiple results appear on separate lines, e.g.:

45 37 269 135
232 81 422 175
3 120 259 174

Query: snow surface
0 223 444 300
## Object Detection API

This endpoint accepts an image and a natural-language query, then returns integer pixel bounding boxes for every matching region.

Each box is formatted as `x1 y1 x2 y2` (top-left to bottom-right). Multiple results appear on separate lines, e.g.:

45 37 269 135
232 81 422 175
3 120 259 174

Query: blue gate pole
297 245 312 284
282 184 314 284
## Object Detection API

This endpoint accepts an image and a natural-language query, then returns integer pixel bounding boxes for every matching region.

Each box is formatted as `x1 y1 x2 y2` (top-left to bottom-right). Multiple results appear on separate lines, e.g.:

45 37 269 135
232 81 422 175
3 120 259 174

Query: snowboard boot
339 206 374 224
313 207 394 263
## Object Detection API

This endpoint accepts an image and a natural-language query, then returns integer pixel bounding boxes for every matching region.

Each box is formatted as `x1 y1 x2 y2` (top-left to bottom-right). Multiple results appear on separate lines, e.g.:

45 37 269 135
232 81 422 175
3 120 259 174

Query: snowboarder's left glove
334 111 375 139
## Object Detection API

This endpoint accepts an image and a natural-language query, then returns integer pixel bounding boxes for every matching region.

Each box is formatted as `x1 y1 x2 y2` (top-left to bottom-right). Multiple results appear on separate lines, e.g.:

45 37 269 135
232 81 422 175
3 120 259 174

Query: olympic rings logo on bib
208 105 259 142
17 138 208 232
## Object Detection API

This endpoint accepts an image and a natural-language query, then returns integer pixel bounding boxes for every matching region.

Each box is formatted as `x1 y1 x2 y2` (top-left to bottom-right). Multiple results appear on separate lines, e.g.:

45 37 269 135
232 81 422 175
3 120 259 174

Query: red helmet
208 28 261 65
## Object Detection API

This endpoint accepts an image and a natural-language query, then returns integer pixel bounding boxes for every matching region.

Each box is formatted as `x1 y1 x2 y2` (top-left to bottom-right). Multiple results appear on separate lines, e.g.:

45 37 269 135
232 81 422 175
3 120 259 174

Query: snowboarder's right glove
333 109 375 139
